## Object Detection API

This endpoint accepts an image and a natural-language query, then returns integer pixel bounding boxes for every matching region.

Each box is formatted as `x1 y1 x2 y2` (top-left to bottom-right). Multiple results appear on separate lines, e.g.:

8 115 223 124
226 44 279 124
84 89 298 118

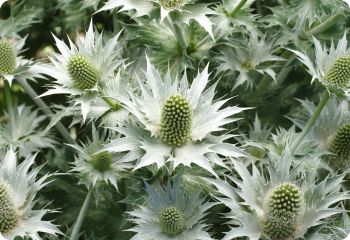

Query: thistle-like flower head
38 21 123 121
0 37 39 85
70 125 132 190
104 58 247 176
0 149 60 239
207 150 350 240
292 34 350 95
0 39 16 74
127 175 215 240
261 183 304 240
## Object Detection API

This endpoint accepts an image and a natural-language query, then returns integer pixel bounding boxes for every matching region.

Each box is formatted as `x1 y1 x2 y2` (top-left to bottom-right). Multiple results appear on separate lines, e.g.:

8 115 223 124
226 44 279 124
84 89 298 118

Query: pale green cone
67 54 100 90
0 39 16 75
160 95 192 147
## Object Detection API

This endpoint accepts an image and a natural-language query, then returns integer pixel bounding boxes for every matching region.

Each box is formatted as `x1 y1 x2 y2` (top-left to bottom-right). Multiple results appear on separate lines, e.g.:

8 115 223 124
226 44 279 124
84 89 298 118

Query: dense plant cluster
1 0 350 239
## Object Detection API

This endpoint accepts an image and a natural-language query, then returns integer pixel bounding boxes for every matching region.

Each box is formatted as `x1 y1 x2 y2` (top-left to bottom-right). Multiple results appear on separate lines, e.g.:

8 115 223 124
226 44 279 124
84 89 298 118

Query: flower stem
300 12 342 40
230 0 248 17
70 188 93 240
3 80 16 136
290 91 330 154
16 78 75 145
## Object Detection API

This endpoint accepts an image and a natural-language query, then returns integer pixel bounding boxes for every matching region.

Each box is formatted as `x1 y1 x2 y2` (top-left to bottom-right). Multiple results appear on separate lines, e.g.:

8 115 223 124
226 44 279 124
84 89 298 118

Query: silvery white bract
292 34 350 95
207 150 350 240
69 126 133 190
127 176 215 240
216 30 284 89
0 149 60 239
104 59 247 176
236 114 271 160
98 0 215 39
0 105 56 158
344 0 350 7
38 21 123 121
212 0 258 37
88 70 132 127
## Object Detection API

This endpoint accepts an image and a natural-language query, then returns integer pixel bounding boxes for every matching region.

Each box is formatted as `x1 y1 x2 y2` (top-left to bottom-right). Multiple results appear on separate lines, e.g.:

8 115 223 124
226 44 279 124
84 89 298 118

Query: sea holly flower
0 149 60 239
0 105 56 158
0 37 40 85
216 30 284 89
69 126 133 190
206 150 350 240
38 21 124 121
127 176 215 240
289 97 350 170
292 34 350 95
104 59 247 176
98 0 215 39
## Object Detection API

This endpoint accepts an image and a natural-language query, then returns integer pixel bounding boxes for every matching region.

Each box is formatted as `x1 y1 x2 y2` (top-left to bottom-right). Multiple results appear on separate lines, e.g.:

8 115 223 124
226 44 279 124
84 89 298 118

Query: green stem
290 92 330 154
16 78 75 145
300 13 342 39
3 80 16 137
256 0 263 15
230 0 248 17
70 188 93 240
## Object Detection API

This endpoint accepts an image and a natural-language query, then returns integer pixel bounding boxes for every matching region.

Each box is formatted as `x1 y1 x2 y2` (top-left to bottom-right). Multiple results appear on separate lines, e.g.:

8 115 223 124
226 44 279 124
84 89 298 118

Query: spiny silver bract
262 183 303 240
324 56 350 90
0 39 16 74
67 54 100 90
159 206 185 236
159 0 187 10
160 95 192 146
90 151 113 172
0 180 19 234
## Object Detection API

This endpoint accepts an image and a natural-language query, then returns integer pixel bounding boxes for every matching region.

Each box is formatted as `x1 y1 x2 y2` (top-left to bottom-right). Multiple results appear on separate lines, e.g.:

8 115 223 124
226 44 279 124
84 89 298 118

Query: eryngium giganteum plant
2 0 350 239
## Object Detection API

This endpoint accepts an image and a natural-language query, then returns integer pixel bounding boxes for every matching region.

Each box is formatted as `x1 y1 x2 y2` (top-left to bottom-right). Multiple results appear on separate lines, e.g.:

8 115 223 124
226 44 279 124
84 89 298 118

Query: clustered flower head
293 34 350 95
0 149 59 239
207 151 350 240
103 58 247 176
128 175 215 240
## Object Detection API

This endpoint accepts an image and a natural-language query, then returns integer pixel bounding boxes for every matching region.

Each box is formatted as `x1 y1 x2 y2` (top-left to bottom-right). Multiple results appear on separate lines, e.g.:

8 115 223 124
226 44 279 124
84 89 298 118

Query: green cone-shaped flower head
159 0 187 9
159 206 185 236
330 124 350 157
0 39 16 74
262 183 303 240
67 54 100 90
324 56 350 90
160 95 192 147
327 124 350 169
0 180 19 234
91 151 113 172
